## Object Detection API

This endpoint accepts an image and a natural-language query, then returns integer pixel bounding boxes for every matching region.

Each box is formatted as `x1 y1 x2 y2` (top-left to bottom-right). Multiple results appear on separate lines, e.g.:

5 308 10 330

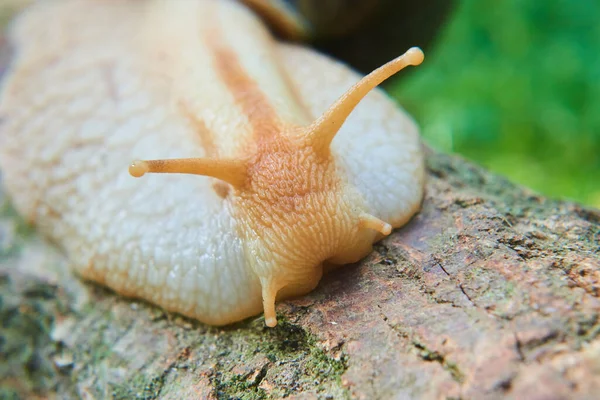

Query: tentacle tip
381 223 393 236
129 160 148 178
406 47 425 66
360 213 393 236
265 316 278 328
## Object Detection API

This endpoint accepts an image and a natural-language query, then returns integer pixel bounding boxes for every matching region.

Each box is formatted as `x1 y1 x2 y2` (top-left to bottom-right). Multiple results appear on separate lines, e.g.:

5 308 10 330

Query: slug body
0 0 424 326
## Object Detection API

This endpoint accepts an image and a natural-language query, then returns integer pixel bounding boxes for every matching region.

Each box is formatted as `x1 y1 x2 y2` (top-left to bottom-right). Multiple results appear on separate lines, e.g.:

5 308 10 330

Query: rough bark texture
1 148 599 400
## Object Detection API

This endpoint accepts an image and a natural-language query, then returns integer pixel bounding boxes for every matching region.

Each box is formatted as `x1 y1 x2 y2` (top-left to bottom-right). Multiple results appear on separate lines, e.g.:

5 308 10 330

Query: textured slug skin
0 0 424 326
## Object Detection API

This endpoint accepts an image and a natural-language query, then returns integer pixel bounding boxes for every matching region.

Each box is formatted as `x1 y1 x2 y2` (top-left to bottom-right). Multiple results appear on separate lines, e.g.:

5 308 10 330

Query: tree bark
1 148 599 400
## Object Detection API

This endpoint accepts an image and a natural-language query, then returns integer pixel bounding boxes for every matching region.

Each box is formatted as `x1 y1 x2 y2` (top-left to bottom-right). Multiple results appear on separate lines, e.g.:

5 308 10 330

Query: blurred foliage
392 0 600 207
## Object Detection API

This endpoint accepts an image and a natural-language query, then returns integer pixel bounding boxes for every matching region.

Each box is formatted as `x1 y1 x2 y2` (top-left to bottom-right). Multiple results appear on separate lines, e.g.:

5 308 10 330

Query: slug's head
129 47 424 327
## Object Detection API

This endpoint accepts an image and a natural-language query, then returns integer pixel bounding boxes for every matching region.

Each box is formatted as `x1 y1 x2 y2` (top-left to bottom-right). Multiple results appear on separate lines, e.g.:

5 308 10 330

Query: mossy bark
1 149 599 400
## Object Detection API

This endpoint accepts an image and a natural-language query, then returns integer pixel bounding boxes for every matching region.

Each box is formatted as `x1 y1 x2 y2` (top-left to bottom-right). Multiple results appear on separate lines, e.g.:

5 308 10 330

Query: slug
0 0 425 327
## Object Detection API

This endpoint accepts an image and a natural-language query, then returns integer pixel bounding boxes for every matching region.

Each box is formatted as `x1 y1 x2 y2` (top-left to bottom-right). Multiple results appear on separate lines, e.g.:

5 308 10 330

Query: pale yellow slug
0 0 425 327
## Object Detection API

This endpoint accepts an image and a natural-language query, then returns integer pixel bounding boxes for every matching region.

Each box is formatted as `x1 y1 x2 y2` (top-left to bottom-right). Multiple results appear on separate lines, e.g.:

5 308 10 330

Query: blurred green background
392 0 600 207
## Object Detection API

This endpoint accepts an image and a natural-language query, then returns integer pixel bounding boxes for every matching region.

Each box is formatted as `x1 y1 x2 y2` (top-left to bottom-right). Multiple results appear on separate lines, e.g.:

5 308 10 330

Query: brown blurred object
313 0 456 73
243 0 456 73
